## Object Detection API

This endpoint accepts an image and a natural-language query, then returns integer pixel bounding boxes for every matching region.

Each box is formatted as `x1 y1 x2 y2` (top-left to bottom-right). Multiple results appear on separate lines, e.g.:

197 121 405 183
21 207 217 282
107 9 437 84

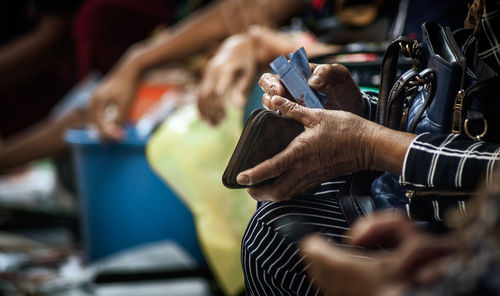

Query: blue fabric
371 172 407 210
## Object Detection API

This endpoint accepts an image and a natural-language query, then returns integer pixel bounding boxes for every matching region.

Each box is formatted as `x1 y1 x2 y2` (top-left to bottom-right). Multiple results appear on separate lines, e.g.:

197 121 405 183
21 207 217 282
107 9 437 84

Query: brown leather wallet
222 109 304 189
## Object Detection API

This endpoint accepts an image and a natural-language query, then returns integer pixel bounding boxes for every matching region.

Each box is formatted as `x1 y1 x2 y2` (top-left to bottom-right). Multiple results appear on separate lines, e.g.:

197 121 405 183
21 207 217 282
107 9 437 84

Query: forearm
366 121 417 176
0 16 72 91
121 0 307 77
248 27 340 66
0 109 86 171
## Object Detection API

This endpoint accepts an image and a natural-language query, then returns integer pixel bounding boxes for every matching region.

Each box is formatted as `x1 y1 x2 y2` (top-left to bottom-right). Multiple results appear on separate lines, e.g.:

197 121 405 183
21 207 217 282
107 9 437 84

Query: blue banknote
269 47 326 109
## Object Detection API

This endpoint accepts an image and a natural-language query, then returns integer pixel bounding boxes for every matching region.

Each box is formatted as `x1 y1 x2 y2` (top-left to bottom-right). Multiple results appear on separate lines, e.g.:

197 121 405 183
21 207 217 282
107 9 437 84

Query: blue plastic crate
65 127 205 265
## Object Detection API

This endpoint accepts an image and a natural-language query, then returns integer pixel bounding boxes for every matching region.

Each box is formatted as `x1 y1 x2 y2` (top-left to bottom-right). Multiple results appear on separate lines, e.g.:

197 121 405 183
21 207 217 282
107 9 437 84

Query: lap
242 178 354 295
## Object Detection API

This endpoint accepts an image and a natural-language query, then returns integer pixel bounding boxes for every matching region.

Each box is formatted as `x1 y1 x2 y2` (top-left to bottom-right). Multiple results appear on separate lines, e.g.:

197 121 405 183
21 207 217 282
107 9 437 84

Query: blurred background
0 0 467 295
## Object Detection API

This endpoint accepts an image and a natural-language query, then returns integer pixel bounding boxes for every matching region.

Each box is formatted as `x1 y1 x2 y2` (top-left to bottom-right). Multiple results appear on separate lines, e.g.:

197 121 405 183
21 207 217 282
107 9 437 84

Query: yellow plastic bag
146 103 256 295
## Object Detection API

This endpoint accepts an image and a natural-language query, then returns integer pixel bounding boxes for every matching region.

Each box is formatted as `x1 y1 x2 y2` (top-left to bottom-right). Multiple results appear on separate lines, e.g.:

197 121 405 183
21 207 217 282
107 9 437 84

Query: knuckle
315 63 331 74
286 102 301 116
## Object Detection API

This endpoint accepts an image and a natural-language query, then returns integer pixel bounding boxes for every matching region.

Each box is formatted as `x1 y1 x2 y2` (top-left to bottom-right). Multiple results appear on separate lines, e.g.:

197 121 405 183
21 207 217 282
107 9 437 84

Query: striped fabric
477 0 500 74
241 93 378 295
241 178 352 296
241 132 500 294
401 133 500 191
400 133 500 221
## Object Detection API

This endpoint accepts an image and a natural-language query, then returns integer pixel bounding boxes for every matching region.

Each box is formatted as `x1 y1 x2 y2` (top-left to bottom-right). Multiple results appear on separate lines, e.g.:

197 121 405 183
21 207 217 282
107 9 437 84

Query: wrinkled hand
88 68 139 141
198 34 257 125
236 95 377 202
301 212 455 296
259 63 365 115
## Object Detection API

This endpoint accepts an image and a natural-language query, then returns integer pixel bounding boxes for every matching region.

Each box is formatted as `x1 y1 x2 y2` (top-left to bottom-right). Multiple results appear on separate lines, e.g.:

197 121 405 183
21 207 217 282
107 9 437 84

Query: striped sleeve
400 133 500 192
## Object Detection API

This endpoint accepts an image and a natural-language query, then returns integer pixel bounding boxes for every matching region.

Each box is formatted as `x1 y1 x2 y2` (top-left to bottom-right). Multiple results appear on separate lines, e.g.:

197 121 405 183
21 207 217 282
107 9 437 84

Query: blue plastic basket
65 127 205 265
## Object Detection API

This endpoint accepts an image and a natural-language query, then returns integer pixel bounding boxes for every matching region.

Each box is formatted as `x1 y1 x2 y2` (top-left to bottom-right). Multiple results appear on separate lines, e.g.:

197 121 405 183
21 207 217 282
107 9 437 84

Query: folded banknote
269 47 326 109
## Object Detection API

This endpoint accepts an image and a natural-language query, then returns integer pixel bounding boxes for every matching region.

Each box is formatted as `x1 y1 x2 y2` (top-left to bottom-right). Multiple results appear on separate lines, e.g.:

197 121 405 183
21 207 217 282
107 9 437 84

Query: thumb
271 95 311 126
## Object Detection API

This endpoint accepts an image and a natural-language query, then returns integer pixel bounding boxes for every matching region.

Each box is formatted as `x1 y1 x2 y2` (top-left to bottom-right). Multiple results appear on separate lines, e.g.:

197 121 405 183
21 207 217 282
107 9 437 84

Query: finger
270 95 314 126
215 65 236 97
198 74 220 124
101 121 125 141
232 66 255 108
212 88 226 125
261 93 273 110
308 64 364 114
308 63 350 89
258 73 287 97
348 211 417 248
197 76 214 119
246 169 301 202
413 256 453 286
236 133 305 186
301 235 378 296
247 168 324 202
395 236 455 279
103 102 126 141
90 97 123 141
199 92 223 126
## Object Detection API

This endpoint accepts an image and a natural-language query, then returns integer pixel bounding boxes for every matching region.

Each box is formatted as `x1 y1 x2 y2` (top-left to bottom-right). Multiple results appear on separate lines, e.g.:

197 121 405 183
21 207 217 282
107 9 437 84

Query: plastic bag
146 103 256 295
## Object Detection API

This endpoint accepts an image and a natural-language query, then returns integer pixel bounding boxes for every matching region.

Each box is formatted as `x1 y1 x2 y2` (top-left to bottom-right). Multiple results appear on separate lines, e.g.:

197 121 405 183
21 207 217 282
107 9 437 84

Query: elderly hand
198 34 257 125
237 95 416 202
236 95 379 201
301 212 455 296
259 63 365 115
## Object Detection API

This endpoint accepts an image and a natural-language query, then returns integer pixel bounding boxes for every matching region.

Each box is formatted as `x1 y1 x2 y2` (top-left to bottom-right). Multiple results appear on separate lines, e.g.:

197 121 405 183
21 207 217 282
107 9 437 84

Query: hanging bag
339 21 500 225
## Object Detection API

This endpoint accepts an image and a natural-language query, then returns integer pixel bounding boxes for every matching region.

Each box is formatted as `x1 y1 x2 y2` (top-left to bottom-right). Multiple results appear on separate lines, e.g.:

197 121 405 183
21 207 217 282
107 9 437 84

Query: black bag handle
376 36 424 126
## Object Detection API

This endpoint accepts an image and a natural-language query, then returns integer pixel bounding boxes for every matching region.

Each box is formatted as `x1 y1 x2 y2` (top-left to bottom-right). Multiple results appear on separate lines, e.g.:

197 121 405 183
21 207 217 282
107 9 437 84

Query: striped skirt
241 177 354 296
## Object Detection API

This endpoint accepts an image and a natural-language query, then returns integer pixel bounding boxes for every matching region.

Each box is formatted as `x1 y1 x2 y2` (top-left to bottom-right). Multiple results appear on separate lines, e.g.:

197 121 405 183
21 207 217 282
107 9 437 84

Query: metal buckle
399 42 412 57
464 118 488 141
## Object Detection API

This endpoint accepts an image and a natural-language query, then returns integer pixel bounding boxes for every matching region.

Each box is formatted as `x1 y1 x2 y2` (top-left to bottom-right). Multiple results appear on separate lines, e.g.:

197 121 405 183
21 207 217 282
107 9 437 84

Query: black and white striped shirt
401 132 500 192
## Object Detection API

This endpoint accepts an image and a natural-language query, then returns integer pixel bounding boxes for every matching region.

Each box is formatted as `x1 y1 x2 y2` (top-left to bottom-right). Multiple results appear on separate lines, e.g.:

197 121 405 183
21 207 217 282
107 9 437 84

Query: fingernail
263 93 271 101
269 85 277 95
237 173 250 185
308 75 323 87
272 96 286 107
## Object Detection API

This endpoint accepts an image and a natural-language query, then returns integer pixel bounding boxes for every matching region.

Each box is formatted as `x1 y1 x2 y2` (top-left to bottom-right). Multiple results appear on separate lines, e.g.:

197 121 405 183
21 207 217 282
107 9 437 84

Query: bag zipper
451 89 465 134
405 189 476 221
451 76 499 136
406 189 474 202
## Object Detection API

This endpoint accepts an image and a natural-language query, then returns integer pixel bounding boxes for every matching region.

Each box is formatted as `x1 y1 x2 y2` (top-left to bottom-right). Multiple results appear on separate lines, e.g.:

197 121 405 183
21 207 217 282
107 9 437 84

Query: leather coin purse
222 109 304 189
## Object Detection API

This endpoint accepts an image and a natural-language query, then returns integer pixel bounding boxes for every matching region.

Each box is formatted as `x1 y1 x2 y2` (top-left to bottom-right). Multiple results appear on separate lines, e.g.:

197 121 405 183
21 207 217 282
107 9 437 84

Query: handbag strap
338 170 381 226
376 36 423 126
406 68 436 133
385 68 418 130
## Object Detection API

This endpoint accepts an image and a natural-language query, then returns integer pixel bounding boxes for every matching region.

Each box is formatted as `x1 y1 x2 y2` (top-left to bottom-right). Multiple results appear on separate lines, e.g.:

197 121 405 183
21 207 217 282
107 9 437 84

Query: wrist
119 42 155 78
247 27 276 64
368 124 417 176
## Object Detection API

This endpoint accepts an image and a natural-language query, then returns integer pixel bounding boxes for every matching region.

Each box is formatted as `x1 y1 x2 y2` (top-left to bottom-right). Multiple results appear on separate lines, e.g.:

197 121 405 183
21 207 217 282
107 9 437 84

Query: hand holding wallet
222 48 321 189
222 109 304 188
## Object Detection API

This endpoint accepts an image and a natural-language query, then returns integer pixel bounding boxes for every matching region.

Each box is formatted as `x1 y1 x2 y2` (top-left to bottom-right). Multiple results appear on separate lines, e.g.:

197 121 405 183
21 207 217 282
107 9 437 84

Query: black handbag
374 21 500 223
339 21 500 225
